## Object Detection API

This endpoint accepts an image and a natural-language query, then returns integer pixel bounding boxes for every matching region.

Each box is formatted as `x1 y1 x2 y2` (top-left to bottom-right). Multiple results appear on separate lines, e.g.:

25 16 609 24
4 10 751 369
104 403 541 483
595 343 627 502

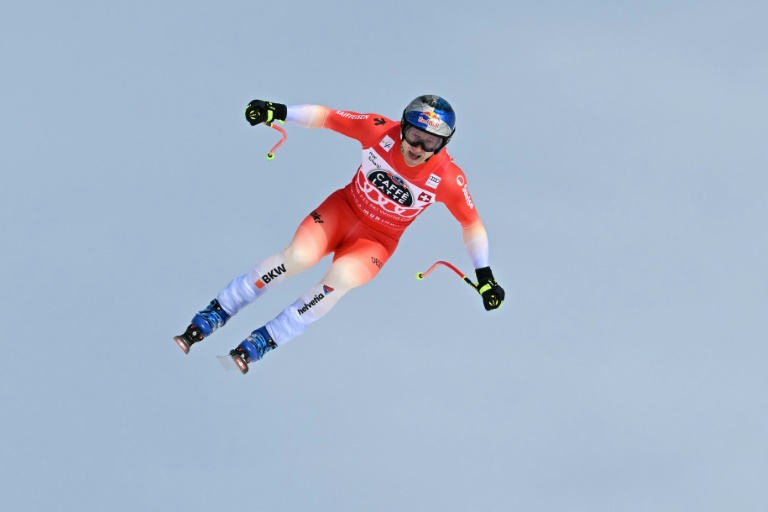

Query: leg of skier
173 190 375 354
173 194 349 354
229 223 398 373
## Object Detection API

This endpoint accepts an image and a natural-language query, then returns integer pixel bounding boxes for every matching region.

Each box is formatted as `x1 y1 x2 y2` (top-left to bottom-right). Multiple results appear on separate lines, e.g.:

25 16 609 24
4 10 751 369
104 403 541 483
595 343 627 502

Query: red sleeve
323 110 394 146
437 162 482 229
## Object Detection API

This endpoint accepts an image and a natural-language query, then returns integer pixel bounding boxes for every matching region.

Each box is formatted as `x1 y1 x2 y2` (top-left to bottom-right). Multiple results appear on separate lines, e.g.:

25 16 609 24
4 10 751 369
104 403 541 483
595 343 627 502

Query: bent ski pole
416 260 478 291
265 121 288 160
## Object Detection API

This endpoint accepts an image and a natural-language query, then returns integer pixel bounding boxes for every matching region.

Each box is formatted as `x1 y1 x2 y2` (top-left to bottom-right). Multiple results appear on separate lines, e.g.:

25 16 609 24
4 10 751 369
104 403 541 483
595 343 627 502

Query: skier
174 95 505 373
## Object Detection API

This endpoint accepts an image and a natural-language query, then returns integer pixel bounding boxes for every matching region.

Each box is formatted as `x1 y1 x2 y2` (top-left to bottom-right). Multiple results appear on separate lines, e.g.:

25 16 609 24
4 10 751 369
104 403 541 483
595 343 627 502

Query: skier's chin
403 148 427 167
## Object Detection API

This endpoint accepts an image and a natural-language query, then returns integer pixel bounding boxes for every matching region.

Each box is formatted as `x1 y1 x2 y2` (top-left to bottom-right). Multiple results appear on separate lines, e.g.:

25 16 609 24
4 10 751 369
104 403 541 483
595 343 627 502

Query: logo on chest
426 173 441 189
379 135 395 152
366 170 413 206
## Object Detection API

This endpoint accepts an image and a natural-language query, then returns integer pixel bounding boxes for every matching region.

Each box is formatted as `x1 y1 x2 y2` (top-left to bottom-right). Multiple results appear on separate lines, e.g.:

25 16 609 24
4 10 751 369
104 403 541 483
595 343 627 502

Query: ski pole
416 260 478 291
265 121 288 160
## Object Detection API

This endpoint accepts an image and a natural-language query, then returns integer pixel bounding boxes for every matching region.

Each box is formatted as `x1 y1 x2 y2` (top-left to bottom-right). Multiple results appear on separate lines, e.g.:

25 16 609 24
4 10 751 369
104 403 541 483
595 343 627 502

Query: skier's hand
475 266 504 311
245 99 287 126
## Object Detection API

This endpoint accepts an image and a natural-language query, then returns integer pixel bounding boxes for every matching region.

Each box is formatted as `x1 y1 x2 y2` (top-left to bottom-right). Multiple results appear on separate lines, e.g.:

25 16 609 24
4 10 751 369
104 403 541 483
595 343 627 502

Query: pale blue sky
1 1 766 511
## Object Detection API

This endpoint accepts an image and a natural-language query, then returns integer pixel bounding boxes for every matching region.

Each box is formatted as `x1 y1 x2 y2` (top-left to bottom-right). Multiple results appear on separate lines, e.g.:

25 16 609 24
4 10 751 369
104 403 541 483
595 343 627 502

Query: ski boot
229 326 277 374
173 299 231 354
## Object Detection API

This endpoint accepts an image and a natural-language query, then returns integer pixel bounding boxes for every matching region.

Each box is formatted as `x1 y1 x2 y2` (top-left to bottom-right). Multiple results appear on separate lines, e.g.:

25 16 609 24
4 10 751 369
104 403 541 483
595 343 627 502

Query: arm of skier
245 100 384 141
285 105 331 128
441 167 505 311
463 221 490 270
245 99 329 127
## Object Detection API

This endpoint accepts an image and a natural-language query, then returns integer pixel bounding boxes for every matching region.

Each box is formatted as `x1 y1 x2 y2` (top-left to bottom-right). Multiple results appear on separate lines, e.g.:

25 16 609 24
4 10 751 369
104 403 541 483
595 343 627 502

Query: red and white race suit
215 105 492 346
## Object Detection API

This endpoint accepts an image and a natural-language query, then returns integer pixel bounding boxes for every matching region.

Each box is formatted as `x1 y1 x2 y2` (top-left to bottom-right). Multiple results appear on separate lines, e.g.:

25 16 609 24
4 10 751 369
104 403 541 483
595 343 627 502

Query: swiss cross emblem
418 192 433 203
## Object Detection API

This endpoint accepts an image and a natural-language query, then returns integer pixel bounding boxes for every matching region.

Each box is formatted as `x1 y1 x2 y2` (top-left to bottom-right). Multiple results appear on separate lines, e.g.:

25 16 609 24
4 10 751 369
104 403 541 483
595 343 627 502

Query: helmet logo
418 111 443 130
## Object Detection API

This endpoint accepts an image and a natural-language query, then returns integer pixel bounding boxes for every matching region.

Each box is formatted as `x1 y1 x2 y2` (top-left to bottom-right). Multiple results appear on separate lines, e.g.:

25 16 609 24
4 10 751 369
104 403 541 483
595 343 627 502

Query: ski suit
216 105 491 345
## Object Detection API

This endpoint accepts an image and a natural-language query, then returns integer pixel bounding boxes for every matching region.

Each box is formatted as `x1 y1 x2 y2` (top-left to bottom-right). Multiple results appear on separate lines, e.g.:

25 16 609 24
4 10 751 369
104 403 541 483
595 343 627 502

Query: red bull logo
417 111 443 130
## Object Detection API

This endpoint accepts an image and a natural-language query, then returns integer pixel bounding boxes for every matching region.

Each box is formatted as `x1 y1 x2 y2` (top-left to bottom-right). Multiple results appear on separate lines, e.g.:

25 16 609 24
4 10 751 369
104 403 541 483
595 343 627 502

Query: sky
1 1 767 511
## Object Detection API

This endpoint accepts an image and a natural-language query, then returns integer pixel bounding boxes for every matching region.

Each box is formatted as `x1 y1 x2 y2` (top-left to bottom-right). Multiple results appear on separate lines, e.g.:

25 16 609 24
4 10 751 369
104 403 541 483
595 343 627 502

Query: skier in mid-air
174 95 505 373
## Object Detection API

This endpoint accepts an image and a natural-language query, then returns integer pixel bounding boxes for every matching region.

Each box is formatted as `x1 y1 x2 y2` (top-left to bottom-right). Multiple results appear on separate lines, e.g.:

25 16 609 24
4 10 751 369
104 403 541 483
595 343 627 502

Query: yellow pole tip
416 273 424 280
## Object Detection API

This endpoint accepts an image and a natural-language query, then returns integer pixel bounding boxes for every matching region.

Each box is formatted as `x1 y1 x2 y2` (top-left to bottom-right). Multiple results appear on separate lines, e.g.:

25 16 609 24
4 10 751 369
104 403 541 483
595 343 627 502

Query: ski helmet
401 95 456 152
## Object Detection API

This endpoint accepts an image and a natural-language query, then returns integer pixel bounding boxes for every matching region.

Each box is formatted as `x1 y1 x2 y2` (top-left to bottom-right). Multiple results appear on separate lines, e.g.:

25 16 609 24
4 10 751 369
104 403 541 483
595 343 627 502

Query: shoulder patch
379 135 395 152
425 173 441 189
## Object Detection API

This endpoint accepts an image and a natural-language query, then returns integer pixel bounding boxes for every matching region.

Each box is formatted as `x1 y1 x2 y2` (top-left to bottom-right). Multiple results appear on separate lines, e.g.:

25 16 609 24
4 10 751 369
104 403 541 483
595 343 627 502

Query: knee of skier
282 244 321 273
324 258 376 292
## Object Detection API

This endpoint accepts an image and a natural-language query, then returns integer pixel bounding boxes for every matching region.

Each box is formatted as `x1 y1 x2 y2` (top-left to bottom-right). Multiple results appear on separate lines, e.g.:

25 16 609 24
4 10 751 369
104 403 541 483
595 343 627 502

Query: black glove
245 99 287 126
475 266 505 311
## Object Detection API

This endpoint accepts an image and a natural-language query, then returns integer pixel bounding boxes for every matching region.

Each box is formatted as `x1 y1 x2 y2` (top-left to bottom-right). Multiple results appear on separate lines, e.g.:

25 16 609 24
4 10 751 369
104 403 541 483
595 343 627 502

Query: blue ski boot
229 326 277 374
174 299 231 354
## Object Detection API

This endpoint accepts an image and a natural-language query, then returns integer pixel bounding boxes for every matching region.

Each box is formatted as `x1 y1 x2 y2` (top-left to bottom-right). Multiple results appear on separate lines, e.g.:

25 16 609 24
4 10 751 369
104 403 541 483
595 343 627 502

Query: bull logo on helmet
417 111 443 131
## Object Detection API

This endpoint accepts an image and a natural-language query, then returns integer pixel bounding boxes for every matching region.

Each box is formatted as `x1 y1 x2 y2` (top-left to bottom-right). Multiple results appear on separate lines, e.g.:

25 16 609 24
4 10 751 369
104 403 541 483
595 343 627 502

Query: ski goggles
403 124 446 152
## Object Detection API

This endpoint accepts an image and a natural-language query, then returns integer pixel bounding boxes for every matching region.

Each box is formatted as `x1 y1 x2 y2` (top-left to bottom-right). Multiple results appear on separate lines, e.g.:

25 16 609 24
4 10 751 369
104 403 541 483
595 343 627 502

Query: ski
216 354 240 372
217 350 250 374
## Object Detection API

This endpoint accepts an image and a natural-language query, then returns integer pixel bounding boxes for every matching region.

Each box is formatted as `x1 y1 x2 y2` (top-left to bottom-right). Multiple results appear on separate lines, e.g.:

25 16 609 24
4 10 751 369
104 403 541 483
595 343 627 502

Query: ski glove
245 99 287 126
475 266 505 311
